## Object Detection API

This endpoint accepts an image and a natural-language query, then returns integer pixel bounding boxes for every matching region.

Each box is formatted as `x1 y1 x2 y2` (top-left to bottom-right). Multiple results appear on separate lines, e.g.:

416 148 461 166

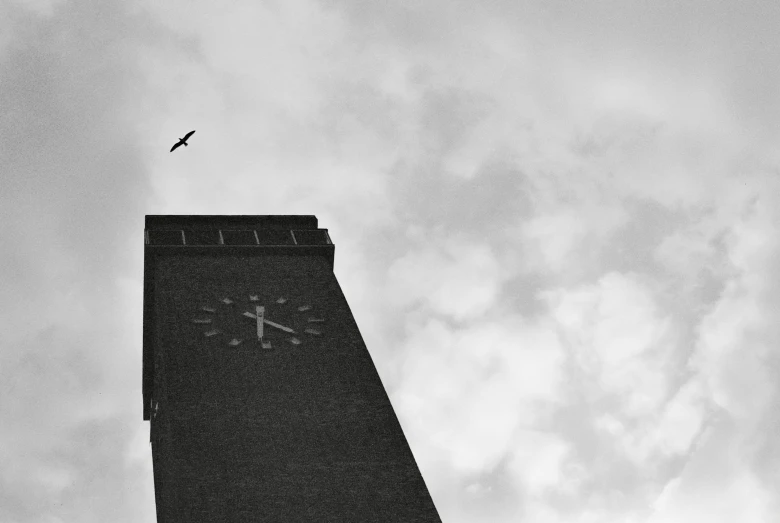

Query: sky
1 0 780 521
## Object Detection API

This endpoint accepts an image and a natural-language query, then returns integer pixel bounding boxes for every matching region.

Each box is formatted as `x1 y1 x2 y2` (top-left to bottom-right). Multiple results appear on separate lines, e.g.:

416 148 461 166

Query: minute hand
243 311 296 333
264 318 295 333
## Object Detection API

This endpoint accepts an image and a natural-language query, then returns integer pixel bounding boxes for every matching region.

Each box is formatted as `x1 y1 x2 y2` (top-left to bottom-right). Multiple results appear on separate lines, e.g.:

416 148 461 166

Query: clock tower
143 215 441 522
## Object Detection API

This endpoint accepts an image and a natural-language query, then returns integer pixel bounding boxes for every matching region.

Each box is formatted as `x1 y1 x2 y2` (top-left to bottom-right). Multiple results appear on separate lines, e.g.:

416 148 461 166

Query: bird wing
183 130 196 140
170 141 182 152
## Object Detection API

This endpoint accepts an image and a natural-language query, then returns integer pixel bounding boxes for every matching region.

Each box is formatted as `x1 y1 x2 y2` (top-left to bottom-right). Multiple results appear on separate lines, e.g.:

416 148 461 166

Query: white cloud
522 212 587 274
520 200 629 277
545 273 672 418
650 469 772 523
545 272 703 473
394 317 565 476
653 380 707 457
385 239 505 321
654 219 723 280
594 379 708 469
507 429 570 495
691 198 779 424
7 0 65 16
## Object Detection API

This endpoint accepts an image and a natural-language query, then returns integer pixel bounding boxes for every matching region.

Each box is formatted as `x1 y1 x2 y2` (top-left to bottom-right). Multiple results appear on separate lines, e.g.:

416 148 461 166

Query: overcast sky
2 0 780 521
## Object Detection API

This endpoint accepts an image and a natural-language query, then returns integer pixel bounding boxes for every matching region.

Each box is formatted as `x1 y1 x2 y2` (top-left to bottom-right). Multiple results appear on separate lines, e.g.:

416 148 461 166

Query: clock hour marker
228 339 242 346
308 318 324 323
290 337 302 345
249 295 259 301
304 328 321 336
221 298 234 304
277 297 287 304
204 329 220 337
192 318 212 324
298 305 311 312
201 306 216 313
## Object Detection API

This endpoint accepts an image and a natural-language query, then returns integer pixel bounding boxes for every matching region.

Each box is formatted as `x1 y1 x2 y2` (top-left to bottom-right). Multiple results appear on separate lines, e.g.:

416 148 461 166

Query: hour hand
242 311 296 333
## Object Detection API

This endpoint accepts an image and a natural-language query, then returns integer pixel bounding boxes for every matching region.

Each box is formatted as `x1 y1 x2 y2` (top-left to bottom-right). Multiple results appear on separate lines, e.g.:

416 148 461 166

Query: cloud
545 273 672 416
648 422 774 523
385 238 505 321
393 316 565 478
691 197 779 423
7 0 65 17
506 429 570 495
652 380 707 457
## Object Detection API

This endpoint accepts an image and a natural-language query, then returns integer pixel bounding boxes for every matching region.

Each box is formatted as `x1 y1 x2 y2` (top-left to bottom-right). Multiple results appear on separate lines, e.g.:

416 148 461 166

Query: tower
143 215 441 522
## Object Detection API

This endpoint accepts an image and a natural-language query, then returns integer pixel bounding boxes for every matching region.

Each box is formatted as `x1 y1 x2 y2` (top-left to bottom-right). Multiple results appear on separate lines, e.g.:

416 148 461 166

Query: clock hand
242 311 296 333
264 318 295 334
255 306 264 340
252 306 273 349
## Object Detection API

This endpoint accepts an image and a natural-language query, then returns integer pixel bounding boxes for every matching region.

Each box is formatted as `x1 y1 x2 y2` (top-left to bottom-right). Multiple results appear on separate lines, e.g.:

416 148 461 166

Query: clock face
190 293 325 349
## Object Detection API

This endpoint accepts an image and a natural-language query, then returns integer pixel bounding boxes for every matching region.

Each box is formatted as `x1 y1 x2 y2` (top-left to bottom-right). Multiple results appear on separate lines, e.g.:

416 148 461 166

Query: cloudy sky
2 0 780 521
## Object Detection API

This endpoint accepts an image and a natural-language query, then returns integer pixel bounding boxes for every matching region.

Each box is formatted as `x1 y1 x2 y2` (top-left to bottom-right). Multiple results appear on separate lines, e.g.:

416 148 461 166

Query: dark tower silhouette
143 215 442 522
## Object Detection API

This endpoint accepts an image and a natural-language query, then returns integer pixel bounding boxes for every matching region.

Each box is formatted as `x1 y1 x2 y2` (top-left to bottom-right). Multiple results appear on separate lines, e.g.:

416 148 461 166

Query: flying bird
170 130 196 152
